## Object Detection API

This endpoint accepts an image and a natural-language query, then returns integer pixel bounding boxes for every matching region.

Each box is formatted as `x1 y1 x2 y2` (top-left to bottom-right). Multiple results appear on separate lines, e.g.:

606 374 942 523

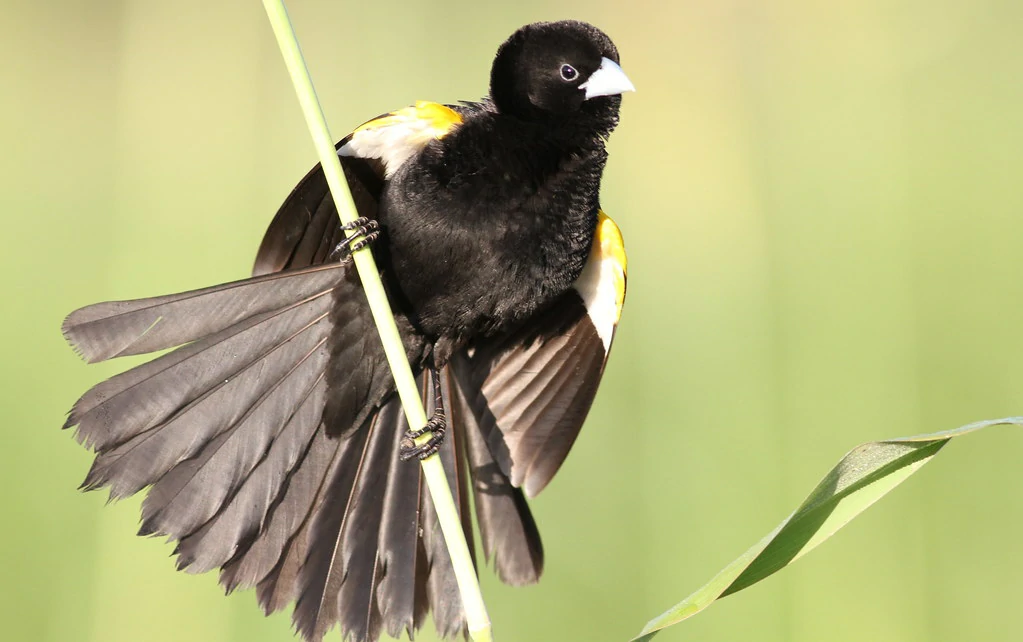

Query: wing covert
452 210 627 497
253 101 464 276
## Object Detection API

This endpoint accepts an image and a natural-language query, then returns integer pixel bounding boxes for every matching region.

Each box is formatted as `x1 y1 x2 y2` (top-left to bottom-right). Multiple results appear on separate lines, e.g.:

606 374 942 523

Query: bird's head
490 20 634 135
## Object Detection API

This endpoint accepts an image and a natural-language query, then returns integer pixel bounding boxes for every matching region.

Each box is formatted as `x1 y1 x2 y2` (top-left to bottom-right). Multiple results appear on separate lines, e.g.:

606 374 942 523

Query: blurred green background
4 0 1023 641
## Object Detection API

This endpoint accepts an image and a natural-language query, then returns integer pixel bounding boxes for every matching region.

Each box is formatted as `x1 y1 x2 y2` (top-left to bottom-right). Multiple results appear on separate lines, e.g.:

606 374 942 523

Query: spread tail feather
63 265 550 642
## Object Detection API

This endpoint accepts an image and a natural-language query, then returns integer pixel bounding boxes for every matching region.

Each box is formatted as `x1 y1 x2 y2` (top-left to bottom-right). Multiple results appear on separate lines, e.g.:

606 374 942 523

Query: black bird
62 19 632 642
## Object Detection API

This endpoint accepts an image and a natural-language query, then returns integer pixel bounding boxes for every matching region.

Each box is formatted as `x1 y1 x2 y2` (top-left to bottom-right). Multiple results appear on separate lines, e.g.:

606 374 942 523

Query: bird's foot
399 410 447 461
330 217 380 261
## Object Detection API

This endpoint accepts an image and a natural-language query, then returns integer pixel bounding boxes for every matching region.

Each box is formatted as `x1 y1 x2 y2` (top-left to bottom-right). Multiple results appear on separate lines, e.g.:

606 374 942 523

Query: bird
61 19 632 642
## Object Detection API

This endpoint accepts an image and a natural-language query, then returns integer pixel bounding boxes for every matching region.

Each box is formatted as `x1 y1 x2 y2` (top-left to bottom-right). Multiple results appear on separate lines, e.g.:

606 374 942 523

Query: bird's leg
330 217 381 261
399 367 447 461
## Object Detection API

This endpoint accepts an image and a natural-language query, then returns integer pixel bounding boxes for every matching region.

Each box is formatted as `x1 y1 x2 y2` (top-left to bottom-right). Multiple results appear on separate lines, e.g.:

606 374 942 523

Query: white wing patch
338 101 463 178
573 211 627 352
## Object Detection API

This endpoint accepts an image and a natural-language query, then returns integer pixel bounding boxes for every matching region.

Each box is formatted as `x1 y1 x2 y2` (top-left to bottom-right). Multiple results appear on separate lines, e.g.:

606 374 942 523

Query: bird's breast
379 179 595 343
376 124 605 344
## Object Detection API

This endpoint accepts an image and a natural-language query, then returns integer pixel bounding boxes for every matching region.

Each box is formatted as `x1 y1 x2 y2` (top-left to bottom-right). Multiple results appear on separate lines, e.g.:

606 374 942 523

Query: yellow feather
595 210 627 317
354 101 463 138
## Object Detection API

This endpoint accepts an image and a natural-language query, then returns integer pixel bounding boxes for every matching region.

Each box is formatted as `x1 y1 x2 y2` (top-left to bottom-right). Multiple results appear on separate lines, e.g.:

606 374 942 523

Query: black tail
62 264 543 642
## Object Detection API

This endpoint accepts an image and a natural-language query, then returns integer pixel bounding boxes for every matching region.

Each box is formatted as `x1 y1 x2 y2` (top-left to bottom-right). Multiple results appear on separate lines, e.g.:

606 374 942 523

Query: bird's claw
330 217 380 261
399 412 447 461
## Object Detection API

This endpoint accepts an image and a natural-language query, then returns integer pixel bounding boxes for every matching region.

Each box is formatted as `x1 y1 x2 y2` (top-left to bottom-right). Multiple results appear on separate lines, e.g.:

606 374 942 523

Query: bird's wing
253 101 464 274
450 211 627 499
61 100 516 642
246 98 544 604
63 245 469 642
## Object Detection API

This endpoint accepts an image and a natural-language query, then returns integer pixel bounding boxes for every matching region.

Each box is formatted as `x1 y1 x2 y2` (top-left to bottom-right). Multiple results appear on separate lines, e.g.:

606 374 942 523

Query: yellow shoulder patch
354 101 463 136
340 101 463 177
595 211 626 270
575 209 628 351
594 210 627 313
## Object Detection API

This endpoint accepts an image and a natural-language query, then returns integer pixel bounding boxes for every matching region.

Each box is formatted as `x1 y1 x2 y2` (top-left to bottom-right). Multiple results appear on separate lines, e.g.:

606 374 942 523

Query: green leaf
632 416 1023 641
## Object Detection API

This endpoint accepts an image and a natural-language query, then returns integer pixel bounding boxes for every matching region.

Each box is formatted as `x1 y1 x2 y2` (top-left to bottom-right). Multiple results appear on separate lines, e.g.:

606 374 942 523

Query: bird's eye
560 64 578 81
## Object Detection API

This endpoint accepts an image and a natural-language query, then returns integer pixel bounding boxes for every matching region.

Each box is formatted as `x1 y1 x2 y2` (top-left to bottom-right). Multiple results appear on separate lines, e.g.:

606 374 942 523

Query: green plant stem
260 2 492 640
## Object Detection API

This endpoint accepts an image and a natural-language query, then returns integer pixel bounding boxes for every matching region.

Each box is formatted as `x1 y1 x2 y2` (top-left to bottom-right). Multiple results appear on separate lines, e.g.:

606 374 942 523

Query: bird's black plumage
62 19 631 642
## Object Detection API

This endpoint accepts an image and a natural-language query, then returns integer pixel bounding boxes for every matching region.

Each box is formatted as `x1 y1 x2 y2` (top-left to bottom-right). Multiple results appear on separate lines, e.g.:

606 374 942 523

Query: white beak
579 57 636 100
